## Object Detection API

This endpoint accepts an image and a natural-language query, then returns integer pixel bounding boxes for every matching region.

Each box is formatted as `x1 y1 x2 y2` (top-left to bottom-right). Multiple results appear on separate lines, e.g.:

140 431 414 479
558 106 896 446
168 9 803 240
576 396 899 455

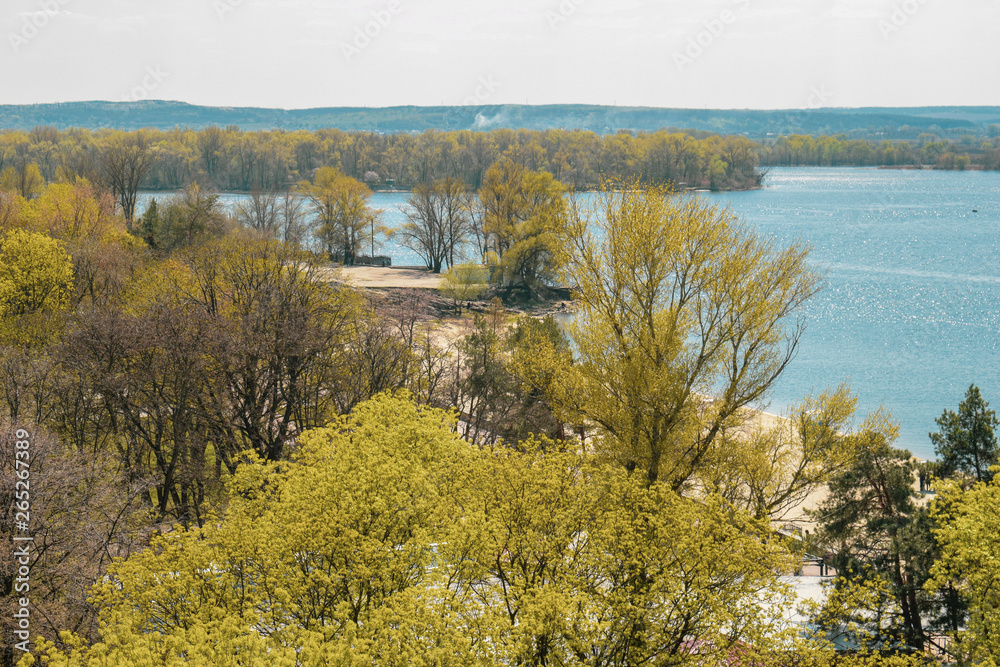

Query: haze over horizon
3 0 999 111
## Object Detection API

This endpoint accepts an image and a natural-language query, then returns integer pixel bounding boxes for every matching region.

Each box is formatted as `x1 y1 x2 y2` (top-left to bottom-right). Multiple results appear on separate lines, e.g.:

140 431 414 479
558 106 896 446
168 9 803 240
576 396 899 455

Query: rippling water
140 167 1000 458
714 168 1000 460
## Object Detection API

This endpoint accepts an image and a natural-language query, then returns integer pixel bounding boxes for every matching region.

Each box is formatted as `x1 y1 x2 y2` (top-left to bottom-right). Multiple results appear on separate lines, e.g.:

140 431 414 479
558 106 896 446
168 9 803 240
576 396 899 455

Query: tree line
0 125 765 200
2 178 1000 665
760 133 1000 170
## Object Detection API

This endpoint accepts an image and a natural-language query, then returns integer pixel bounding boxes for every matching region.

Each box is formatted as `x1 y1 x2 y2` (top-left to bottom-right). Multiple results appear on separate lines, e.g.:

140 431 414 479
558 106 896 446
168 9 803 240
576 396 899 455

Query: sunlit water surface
140 167 1000 459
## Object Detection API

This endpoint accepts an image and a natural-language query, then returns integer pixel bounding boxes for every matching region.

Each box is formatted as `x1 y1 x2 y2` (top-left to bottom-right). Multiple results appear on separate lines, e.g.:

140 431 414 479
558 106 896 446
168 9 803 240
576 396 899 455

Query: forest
0 125 765 196
2 126 996 224
759 133 1000 170
1 131 1000 666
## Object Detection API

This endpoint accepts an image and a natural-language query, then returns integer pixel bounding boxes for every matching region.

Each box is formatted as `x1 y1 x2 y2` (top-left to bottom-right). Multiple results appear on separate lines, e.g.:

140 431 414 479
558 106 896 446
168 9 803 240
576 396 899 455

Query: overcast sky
2 0 999 110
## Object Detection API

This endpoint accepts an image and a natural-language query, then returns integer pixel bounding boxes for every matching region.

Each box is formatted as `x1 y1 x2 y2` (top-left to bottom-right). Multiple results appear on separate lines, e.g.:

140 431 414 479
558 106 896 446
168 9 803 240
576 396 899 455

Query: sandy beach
327 265 444 289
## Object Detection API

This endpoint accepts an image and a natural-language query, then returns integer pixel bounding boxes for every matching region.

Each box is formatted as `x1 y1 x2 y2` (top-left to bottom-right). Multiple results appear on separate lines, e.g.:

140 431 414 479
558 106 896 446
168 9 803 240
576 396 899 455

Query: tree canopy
24 393 808 667
560 182 821 489
930 384 999 483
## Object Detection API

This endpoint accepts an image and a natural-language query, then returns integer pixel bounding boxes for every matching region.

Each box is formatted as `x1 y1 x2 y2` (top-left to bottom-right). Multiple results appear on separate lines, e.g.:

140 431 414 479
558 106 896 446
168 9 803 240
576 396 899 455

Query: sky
2 0 999 110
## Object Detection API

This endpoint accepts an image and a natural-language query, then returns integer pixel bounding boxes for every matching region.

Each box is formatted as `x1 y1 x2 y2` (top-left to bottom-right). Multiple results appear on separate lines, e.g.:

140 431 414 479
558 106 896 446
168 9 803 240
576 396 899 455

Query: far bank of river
139 167 1000 460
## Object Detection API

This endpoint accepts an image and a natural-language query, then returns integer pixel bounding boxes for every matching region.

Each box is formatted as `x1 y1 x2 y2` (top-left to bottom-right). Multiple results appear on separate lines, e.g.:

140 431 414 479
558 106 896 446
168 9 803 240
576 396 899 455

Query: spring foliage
24 393 810 667
561 182 820 489
929 474 1000 664
0 229 73 319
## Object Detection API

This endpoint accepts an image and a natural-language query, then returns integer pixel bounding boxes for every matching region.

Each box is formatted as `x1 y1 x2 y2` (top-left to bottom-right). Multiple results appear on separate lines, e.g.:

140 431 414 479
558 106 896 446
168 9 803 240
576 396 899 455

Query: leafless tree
397 178 471 272
99 134 153 230
0 425 151 666
277 190 312 249
234 188 280 236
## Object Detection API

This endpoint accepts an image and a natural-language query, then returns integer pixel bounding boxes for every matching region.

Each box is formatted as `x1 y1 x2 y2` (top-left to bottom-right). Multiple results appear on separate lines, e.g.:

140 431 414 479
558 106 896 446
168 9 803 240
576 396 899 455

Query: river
140 167 1000 459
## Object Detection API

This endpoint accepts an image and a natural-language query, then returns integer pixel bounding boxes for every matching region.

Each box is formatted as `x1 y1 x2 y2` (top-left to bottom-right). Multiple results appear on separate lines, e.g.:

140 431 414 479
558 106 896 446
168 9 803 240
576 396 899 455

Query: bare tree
234 188 280 236
277 190 312 249
397 178 471 272
0 425 151 666
99 134 153 231
464 191 490 263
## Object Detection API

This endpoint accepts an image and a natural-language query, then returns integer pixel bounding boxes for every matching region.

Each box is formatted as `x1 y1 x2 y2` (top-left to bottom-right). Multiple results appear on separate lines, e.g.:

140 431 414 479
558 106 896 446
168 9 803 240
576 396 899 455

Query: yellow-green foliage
24 393 828 666
928 475 1000 664
0 229 74 318
23 393 473 666
563 181 820 489
438 263 489 312
298 167 382 261
22 180 124 241
479 158 569 288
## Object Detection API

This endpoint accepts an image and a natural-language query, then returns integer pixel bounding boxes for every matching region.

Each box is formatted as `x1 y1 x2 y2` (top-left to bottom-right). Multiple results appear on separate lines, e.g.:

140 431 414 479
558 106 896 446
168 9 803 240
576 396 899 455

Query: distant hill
2 101 999 139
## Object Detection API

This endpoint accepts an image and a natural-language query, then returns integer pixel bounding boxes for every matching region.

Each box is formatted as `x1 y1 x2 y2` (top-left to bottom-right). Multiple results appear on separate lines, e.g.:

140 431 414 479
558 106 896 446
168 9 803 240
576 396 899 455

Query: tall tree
398 177 470 273
152 183 231 252
930 384 999 484
561 182 820 489
811 416 928 651
233 187 280 237
929 474 1000 664
299 167 379 265
99 134 152 231
0 229 74 318
478 158 568 290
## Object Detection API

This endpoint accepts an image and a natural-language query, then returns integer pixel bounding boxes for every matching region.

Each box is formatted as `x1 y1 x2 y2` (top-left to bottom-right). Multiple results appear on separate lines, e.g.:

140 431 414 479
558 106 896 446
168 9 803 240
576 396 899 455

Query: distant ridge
2 101 999 138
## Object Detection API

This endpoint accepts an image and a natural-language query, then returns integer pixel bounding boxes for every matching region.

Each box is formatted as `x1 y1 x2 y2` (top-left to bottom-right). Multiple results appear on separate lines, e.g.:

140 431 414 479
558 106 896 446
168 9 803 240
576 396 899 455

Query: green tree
438 263 489 314
930 384 999 483
928 475 1000 664
0 162 44 199
562 182 820 489
478 158 568 290
702 383 865 522
24 393 476 666
299 167 381 265
810 415 929 651
153 183 232 252
0 229 73 318
138 197 159 246
441 443 800 666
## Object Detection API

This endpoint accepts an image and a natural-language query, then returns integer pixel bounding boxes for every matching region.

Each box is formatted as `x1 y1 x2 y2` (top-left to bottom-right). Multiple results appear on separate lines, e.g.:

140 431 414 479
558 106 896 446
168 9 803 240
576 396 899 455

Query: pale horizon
3 0 999 110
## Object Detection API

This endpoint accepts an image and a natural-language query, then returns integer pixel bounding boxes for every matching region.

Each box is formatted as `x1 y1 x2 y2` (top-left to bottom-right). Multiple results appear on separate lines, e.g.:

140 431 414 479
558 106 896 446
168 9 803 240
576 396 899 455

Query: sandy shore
324 265 444 289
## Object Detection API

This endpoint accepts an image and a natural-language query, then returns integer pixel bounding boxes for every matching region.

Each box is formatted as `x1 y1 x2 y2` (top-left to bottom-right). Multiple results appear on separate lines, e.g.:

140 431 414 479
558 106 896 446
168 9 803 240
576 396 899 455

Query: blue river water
139 167 1000 459
715 167 1000 460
